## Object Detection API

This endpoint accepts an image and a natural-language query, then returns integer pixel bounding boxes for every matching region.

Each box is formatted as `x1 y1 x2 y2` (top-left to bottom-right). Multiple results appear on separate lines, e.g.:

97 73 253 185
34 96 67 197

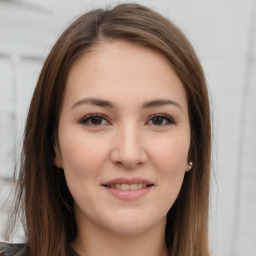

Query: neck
71 219 168 256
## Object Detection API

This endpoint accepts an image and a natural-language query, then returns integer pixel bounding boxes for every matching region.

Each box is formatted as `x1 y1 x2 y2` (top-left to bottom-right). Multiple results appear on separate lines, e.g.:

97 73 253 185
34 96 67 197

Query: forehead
64 40 188 110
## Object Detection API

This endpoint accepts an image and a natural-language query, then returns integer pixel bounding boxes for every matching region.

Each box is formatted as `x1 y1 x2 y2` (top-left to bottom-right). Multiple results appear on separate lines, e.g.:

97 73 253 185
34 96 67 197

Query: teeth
130 184 138 190
108 183 150 190
121 184 129 190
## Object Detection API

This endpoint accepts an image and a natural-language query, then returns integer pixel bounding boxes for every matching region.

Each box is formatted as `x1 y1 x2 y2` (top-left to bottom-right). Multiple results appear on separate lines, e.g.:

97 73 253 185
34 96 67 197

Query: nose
110 124 147 169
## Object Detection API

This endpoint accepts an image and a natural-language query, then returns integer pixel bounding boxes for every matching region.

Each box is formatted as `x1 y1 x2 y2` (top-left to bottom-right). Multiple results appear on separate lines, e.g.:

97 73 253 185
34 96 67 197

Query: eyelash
79 113 176 127
79 113 110 126
147 114 176 126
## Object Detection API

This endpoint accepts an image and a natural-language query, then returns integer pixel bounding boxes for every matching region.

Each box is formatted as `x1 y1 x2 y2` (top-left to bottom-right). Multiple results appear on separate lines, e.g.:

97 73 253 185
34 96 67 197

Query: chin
102 213 166 236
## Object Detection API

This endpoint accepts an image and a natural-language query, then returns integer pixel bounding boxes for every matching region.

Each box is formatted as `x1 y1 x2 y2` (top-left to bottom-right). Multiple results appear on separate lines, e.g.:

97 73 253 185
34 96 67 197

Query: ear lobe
54 144 63 168
186 148 193 172
185 161 193 172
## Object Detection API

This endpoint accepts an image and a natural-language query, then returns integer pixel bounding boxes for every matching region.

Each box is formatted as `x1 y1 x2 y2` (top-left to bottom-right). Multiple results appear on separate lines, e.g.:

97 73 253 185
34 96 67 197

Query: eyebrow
72 98 115 109
72 98 182 111
142 99 182 110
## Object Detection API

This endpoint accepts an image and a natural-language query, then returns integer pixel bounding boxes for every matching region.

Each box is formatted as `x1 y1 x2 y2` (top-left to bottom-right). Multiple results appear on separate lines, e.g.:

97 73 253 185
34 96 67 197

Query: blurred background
0 0 255 255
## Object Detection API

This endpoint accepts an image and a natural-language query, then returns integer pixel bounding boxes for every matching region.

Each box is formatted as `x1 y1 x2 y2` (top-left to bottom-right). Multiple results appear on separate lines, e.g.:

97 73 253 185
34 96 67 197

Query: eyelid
146 113 176 125
78 113 176 127
79 113 111 126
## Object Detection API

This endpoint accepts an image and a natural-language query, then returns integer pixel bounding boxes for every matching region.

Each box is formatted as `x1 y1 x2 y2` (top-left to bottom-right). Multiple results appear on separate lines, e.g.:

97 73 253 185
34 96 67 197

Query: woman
0 3 211 256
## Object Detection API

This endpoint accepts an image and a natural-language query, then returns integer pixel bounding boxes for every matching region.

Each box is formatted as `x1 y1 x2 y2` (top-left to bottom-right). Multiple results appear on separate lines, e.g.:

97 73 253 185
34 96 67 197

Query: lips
105 183 148 190
102 178 154 200
102 178 153 189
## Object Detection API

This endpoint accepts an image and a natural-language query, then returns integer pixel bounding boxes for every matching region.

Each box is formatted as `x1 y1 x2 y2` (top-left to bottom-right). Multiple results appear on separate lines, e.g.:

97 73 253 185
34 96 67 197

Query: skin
55 40 191 256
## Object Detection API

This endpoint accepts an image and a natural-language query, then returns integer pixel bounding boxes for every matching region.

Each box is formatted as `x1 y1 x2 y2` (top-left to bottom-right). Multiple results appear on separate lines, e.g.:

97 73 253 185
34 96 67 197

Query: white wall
1 1 256 255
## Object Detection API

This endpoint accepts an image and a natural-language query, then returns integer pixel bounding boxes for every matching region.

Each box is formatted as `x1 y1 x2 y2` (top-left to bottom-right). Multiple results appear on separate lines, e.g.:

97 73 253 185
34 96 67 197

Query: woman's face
55 40 191 236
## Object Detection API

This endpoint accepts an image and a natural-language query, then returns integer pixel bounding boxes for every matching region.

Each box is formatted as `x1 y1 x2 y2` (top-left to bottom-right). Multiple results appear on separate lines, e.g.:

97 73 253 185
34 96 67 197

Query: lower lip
103 186 153 200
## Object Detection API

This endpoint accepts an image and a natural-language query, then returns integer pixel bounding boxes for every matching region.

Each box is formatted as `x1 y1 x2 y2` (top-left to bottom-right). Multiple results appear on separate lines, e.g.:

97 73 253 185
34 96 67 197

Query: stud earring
188 161 193 169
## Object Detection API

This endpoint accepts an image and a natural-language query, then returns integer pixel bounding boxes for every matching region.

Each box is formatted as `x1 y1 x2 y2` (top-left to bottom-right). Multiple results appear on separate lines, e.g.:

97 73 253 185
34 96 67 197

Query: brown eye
152 116 164 125
91 116 103 125
80 114 110 126
147 114 175 126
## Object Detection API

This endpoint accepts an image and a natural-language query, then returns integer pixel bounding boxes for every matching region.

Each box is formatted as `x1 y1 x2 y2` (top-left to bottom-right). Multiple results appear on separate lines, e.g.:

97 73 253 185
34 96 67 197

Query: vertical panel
0 60 16 178
235 1 256 254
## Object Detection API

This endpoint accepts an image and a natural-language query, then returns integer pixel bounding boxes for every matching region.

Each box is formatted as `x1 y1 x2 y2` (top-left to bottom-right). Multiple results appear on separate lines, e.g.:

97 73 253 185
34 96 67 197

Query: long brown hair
8 3 211 256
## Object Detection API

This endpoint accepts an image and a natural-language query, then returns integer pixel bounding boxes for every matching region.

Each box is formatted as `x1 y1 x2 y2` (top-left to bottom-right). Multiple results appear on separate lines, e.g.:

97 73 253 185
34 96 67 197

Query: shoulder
0 242 24 256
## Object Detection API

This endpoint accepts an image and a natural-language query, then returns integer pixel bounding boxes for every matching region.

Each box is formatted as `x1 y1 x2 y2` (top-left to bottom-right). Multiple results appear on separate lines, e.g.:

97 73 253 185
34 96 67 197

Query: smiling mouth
103 183 153 190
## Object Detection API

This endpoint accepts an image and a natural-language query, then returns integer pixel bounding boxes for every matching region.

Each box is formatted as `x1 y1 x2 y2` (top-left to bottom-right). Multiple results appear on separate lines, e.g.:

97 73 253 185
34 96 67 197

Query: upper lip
102 177 154 186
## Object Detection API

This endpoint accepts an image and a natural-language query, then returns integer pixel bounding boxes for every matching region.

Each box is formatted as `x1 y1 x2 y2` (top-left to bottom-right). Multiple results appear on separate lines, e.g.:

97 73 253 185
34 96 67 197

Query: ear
54 143 63 169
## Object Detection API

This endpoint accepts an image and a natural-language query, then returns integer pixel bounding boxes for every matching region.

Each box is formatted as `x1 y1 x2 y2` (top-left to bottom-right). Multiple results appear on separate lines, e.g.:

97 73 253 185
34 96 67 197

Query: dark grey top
0 242 79 256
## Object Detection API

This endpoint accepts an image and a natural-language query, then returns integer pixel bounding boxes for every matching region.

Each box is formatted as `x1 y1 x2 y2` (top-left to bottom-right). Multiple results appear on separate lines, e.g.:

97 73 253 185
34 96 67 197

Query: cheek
149 134 190 173
148 134 190 206
59 134 110 207
59 131 109 179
